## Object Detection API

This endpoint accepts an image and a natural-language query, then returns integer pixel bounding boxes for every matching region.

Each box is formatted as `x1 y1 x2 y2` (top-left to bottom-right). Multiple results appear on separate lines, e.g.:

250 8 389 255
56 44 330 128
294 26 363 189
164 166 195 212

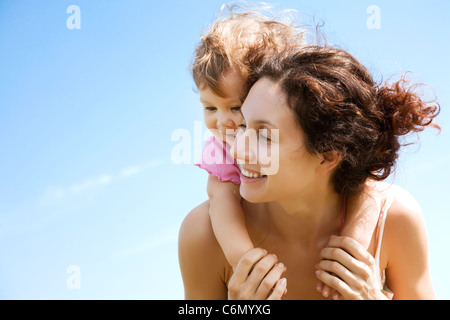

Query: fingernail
315 270 321 276
279 278 287 287
316 284 323 292
277 262 284 269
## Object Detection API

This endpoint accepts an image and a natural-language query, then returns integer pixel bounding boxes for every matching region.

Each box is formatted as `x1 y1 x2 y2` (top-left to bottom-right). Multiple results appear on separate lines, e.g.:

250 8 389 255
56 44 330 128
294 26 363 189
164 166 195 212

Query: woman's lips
238 165 267 182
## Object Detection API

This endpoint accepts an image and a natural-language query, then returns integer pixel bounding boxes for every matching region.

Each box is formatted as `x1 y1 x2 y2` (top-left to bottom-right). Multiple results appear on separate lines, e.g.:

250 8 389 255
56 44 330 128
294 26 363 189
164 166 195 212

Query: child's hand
228 248 288 300
316 279 341 300
315 236 385 300
316 183 386 299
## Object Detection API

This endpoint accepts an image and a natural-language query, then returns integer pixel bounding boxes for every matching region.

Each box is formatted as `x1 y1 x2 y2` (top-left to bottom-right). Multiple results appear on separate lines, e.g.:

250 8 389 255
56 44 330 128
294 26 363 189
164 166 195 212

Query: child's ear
318 150 342 173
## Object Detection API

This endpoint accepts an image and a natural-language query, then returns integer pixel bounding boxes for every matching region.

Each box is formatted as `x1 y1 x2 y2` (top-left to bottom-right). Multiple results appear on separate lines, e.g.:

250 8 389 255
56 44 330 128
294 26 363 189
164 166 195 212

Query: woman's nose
231 128 257 164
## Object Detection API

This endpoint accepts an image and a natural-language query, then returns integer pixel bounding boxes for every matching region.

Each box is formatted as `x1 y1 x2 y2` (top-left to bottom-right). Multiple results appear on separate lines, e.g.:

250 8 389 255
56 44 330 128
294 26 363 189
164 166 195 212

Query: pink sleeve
195 136 241 184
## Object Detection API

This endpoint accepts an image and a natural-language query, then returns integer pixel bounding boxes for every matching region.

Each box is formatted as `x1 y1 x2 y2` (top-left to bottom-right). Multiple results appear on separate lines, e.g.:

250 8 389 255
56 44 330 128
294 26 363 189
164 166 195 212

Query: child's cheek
204 115 217 131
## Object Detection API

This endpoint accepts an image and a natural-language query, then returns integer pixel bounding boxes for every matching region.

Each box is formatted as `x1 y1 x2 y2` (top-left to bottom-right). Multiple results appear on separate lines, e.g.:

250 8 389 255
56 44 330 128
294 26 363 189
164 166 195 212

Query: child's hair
190 3 305 97
250 45 441 196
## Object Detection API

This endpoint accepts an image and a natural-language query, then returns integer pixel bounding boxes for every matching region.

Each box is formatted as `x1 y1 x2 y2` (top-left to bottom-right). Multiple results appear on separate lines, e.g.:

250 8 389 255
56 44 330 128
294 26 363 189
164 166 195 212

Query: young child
191 7 304 269
190 6 387 298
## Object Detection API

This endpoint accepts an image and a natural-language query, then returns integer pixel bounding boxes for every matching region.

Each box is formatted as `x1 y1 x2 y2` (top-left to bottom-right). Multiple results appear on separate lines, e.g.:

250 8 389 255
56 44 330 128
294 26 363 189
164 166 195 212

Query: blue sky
0 0 449 299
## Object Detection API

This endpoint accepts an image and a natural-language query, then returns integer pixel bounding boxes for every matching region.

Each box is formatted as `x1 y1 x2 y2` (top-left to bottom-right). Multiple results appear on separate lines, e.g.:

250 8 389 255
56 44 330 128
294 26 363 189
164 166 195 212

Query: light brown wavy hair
190 3 305 97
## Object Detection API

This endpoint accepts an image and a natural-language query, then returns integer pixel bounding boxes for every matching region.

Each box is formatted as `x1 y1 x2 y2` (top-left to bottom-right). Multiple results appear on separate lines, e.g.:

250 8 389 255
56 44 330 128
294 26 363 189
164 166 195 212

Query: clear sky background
0 0 449 299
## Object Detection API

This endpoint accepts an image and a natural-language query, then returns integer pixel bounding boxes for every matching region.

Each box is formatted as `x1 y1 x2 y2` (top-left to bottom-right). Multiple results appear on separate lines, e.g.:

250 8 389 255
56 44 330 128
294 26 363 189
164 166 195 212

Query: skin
199 70 255 268
200 71 245 145
179 77 435 300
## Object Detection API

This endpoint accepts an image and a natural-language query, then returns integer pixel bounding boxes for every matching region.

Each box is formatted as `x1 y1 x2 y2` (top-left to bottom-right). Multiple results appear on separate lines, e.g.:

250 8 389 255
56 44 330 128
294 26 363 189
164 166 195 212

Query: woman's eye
204 106 216 111
259 129 271 141
239 123 246 129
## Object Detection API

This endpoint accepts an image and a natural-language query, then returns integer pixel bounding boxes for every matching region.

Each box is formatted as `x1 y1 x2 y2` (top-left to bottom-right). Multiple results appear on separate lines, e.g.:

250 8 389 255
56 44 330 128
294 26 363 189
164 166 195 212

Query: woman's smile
238 165 268 182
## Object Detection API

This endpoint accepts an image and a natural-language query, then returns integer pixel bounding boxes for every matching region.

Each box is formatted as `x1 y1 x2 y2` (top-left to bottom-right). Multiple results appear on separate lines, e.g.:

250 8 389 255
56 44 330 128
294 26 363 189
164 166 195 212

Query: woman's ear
318 150 342 173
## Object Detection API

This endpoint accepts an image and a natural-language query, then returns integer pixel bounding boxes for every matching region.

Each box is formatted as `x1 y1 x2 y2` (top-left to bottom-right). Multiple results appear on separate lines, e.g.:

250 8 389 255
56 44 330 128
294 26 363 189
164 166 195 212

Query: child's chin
212 132 235 142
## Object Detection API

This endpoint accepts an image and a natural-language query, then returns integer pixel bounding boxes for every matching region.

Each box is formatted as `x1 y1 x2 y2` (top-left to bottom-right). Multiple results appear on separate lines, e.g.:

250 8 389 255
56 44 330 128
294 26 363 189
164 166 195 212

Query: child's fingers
267 278 287 300
333 290 342 300
317 274 341 299
229 248 268 287
321 284 331 297
316 280 324 292
254 262 287 299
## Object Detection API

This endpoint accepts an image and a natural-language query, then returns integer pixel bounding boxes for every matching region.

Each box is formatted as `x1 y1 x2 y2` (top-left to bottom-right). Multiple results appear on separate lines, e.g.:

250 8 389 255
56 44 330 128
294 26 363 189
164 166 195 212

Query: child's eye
231 106 241 112
239 123 246 129
204 106 216 111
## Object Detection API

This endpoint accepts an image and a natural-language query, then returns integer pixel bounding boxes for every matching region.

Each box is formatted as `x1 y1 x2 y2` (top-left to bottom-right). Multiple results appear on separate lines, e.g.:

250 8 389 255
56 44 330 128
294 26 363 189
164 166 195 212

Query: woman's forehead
242 78 290 125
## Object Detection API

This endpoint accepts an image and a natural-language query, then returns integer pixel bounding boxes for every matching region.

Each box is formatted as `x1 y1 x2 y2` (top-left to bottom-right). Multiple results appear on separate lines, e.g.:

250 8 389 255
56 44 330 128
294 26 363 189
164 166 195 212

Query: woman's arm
382 188 434 299
178 201 229 299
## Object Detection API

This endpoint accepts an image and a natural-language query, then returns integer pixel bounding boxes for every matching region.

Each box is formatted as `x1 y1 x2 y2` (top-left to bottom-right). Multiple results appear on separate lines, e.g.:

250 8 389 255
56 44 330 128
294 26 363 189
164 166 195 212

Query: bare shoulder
179 200 226 262
381 185 434 298
178 200 230 299
365 181 424 224
385 184 425 230
382 184 429 262
179 200 215 244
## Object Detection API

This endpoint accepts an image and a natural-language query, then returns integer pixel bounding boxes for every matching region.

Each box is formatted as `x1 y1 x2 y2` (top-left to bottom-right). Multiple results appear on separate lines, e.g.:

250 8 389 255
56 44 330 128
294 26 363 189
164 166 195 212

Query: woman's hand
228 248 288 300
315 236 386 300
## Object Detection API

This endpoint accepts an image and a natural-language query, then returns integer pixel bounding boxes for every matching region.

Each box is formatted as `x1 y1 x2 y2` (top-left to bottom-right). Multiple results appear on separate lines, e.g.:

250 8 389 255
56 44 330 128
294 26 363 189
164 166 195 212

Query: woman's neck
265 186 344 247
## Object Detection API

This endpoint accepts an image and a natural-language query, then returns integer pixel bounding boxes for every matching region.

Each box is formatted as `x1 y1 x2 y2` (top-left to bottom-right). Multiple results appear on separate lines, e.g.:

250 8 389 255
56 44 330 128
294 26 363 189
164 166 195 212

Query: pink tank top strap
338 188 397 299
374 191 396 264
374 189 397 300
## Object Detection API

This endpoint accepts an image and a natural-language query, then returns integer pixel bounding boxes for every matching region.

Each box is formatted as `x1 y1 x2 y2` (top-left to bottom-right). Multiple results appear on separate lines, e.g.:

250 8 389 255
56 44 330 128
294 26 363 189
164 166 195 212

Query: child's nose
217 114 235 129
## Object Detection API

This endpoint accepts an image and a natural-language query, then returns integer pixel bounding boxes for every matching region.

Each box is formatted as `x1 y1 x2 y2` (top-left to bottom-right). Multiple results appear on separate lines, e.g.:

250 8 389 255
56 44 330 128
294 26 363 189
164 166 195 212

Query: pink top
195 135 241 184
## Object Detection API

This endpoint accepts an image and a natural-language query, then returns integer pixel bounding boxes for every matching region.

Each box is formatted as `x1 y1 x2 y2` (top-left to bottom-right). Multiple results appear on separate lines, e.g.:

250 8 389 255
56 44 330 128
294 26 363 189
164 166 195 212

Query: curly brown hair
250 46 441 196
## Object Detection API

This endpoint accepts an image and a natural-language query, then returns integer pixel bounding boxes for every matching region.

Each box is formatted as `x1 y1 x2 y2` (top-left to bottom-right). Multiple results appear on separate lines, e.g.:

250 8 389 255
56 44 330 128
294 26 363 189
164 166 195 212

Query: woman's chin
239 179 269 203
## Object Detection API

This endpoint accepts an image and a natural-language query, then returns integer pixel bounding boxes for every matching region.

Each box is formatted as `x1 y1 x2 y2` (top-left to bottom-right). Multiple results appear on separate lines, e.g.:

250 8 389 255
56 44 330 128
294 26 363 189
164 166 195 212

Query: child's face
198 71 245 142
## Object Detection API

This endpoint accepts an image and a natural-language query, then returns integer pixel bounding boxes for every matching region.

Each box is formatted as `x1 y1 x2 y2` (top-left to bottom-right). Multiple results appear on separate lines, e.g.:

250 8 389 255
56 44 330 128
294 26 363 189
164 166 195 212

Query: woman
178 45 439 299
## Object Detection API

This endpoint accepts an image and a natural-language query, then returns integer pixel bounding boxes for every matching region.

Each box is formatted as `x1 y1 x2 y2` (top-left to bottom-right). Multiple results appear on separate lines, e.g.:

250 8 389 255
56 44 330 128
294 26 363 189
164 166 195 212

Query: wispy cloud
0 159 164 237
120 161 162 178
114 223 179 260
38 159 163 206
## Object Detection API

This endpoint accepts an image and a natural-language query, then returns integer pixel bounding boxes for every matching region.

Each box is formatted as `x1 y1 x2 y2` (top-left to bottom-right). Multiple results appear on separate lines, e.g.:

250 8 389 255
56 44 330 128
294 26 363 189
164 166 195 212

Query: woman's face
232 78 324 204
